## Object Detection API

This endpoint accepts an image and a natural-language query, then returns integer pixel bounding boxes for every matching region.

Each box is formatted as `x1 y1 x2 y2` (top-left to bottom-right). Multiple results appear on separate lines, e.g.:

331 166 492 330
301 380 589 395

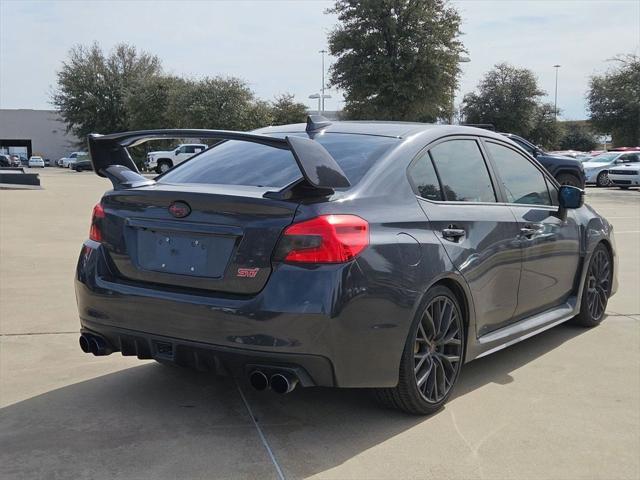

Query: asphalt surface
1 168 639 480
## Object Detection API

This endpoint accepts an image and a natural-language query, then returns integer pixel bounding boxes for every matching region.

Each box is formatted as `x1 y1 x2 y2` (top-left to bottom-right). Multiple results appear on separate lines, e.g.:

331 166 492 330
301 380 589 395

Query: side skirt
466 297 578 361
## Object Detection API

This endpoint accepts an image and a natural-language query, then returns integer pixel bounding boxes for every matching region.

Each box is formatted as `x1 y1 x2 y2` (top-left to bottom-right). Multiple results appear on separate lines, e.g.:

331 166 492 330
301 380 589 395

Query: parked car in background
59 152 88 168
608 153 640 189
582 151 640 187
499 133 585 187
72 159 93 172
0 154 11 167
28 156 45 168
76 120 617 415
145 143 208 173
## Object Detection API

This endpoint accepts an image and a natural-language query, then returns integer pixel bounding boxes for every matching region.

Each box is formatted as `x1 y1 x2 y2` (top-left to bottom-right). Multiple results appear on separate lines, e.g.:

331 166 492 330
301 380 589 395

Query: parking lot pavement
1 168 639 480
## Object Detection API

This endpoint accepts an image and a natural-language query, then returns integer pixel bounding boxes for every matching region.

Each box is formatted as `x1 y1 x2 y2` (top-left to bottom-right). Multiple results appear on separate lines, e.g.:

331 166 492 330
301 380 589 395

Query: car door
482 140 581 319
408 138 523 337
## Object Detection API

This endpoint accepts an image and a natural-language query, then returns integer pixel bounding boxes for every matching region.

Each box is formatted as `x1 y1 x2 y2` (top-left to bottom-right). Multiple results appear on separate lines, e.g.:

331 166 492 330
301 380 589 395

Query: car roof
256 121 508 141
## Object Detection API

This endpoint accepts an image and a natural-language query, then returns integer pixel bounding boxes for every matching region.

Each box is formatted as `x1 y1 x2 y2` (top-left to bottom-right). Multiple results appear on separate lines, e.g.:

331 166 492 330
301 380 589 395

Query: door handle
520 224 543 238
442 227 466 242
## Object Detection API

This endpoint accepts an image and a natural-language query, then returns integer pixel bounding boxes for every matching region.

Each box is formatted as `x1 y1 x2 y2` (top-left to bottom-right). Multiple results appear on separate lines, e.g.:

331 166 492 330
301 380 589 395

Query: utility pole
553 64 561 121
319 49 327 113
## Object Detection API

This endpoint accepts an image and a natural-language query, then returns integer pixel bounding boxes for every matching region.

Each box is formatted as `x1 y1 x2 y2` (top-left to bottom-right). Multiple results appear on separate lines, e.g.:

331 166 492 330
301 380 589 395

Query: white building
0 109 80 162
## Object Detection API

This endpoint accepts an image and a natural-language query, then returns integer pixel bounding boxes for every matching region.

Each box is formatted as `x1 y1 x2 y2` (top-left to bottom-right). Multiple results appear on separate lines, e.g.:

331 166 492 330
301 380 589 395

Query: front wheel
156 160 172 174
573 244 612 327
596 171 611 187
556 173 582 188
375 285 465 415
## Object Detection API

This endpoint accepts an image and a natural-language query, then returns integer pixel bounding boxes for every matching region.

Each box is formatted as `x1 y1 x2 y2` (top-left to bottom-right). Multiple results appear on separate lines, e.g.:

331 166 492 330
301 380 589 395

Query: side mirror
175 149 181 155
559 185 584 209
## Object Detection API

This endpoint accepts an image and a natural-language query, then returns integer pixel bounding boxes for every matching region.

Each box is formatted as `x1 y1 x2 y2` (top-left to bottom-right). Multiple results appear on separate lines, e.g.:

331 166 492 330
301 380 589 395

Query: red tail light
89 203 105 242
276 215 369 264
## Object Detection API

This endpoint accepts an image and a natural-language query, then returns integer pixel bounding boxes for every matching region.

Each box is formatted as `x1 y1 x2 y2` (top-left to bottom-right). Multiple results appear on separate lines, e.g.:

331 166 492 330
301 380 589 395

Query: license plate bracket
136 229 235 278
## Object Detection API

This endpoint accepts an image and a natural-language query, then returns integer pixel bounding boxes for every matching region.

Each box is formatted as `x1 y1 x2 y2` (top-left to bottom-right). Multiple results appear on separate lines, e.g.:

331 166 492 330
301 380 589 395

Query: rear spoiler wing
87 128 350 194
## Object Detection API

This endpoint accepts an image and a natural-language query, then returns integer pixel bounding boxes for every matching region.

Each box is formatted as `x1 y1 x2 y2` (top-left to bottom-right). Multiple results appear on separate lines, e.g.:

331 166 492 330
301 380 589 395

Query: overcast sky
1 0 638 120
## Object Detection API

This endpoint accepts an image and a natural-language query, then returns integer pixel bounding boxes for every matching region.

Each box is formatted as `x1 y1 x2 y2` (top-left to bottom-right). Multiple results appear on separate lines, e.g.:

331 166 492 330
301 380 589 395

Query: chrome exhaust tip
269 372 298 394
249 370 269 391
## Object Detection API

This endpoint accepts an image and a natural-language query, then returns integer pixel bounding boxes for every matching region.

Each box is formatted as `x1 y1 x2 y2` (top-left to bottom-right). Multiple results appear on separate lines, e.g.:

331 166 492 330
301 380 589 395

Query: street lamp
553 64 561 121
450 56 471 124
309 93 332 115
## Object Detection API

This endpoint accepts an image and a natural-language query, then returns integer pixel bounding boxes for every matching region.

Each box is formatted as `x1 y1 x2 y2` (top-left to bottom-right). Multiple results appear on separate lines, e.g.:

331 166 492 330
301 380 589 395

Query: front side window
429 140 496 202
619 153 640 163
485 141 551 205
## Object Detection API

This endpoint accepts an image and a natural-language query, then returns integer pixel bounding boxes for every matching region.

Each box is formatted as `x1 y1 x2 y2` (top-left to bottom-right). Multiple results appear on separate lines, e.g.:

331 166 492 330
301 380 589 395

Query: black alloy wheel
574 244 612 327
375 285 464 415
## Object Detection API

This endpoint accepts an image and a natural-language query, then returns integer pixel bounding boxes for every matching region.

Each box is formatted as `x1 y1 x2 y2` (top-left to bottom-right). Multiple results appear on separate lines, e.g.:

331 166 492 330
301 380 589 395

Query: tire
572 243 612 327
556 173 582 188
596 171 611 187
374 285 465 415
156 160 172 174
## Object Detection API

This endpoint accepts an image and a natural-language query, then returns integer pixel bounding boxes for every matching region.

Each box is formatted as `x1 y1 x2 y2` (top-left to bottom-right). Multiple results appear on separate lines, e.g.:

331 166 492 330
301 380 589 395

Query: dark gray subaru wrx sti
76 117 617 415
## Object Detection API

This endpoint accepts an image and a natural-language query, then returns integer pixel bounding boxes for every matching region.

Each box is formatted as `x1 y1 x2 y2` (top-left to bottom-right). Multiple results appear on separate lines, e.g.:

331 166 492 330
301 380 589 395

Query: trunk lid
100 183 298 294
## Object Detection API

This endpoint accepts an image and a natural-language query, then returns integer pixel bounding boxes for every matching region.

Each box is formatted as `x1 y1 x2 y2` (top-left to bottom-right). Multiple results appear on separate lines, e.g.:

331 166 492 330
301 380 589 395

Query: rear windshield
158 133 398 188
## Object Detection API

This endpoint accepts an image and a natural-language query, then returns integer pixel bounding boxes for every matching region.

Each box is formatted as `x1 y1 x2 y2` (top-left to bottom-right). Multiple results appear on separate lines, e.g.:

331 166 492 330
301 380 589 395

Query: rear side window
485 141 551 205
429 140 496 202
408 152 442 201
159 133 398 188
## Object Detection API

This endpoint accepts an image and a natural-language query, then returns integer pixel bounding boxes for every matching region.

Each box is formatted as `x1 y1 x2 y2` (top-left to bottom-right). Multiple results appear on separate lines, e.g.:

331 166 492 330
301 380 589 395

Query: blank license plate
136 230 235 278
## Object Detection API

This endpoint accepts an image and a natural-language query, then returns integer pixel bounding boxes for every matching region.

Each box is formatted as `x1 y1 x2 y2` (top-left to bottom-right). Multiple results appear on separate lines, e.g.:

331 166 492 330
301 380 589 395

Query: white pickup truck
145 143 207 174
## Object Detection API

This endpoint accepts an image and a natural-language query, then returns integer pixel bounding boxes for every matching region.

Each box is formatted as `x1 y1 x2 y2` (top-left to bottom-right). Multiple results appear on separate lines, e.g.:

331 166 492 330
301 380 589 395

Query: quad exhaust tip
249 370 269 391
248 370 299 394
79 333 113 356
269 372 298 394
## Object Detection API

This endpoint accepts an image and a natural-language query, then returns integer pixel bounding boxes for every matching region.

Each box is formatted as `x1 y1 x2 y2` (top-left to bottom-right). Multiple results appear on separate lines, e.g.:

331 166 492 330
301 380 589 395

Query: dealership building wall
0 109 80 161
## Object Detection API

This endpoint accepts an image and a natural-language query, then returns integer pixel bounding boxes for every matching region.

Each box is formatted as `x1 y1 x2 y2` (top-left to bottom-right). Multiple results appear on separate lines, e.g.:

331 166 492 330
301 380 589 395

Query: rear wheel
573 244 612 327
375 285 465 415
556 173 582 188
596 171 611 187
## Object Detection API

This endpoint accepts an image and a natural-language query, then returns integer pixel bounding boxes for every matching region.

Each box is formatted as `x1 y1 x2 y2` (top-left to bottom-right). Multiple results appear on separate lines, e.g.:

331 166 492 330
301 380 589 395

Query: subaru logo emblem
169 201 191 218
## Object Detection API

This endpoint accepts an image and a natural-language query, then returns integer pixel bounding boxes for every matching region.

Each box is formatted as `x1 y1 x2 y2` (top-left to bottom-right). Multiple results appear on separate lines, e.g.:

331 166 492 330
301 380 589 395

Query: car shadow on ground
0 322 590 480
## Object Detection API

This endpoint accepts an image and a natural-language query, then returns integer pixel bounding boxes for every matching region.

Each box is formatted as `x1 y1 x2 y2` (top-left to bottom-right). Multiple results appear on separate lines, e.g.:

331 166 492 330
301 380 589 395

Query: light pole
553 64 561 121
308 94 321 115
450 56 471 124
319 49 327 112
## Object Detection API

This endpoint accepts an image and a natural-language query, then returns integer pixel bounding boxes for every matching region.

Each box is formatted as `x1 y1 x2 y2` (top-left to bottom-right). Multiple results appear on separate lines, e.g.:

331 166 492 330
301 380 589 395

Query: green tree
528 103 562 149
587 54 640 146
125 75 187 130
327 0 465 121
461 63 544 136
52 43 162 139
559 122 598 151
270 93 308 125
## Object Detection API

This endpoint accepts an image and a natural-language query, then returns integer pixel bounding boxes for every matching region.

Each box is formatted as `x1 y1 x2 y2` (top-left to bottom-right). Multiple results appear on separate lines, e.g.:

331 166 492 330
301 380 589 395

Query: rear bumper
75 241 413 388
81 320 333 387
